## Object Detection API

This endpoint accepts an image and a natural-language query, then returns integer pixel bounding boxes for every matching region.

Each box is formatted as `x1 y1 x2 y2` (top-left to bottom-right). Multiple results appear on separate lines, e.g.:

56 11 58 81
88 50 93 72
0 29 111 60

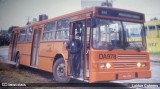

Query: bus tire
53 58 70 83
15 53 20 69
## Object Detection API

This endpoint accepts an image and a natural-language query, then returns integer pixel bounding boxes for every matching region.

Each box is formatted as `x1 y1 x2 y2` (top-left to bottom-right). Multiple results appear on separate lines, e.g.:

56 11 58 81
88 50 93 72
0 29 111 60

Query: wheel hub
57 63 65 78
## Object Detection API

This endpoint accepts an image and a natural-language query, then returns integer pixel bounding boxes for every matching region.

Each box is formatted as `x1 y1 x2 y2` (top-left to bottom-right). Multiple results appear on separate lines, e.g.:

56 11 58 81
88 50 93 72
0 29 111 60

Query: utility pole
26 16 31 25
101 0 113 7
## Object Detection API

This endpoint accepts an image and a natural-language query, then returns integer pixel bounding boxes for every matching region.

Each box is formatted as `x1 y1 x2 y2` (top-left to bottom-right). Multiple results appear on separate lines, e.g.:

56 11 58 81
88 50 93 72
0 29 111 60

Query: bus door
31 29 41 66
68 20 89 80
11 33 18 61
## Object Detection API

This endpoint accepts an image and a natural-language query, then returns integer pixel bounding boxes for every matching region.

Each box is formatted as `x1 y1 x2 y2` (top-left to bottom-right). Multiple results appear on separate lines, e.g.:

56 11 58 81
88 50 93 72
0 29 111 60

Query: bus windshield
123 22 145 50
92 18 145 50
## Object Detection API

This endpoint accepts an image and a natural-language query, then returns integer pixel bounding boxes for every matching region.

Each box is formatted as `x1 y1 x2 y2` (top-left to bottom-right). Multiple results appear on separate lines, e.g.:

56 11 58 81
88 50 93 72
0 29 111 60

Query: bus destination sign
97 8 144 20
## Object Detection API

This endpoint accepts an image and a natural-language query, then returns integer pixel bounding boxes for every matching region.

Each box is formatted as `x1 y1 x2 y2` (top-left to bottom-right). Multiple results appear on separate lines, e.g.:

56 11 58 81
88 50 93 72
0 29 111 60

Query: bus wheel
53 58 70 83
15 53 20 69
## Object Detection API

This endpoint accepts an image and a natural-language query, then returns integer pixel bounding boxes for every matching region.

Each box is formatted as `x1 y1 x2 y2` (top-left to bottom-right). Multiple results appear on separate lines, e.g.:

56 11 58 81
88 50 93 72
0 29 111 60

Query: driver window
92 19 122 49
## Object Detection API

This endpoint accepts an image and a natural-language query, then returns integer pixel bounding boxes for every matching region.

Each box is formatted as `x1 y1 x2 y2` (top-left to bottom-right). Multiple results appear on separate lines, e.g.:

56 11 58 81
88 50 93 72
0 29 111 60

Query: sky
0 0 160 30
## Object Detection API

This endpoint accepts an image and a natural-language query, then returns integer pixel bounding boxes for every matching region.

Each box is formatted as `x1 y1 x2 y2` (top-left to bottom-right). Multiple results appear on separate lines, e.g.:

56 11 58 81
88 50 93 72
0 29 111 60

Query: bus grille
117 54 147 60
113 62 137 69
113 54 147 69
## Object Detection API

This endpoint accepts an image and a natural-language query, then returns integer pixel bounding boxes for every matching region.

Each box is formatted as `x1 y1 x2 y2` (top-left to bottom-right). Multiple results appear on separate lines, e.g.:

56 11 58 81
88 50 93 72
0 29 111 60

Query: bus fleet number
99 54 116 59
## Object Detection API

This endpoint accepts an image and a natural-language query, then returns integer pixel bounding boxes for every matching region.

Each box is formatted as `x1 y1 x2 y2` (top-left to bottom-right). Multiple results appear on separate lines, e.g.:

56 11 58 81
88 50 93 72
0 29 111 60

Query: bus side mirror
90 18 97 28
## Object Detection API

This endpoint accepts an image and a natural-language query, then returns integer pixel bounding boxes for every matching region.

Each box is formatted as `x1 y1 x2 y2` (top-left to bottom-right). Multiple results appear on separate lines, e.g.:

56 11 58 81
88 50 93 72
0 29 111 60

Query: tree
150 17 158 21
8 26 19 34
0 30 10 46
101 0 115 7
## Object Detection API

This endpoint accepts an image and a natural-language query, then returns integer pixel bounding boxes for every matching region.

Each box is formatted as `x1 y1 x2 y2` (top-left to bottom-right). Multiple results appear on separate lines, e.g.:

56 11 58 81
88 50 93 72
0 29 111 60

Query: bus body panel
37 57 53 72
37 41 68 72
9 29 19 61
39 42 68 58
89 70 151 83
16 43 32 66
8 44 12 60
89 49 151 82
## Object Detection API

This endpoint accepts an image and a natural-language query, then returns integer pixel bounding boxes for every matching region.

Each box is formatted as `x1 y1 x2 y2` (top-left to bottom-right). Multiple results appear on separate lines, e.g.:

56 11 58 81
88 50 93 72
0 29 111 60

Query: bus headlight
137 62 141 68
106 63 111 69
100 63 105 69
141 63 146 67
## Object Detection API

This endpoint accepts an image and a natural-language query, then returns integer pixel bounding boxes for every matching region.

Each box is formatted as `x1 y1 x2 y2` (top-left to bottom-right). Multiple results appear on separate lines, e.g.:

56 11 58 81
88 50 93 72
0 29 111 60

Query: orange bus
9 7 151 83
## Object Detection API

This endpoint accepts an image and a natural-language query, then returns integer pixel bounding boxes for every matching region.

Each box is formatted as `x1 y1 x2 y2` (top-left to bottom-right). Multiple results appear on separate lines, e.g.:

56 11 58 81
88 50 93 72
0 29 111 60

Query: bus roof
20 6 145 29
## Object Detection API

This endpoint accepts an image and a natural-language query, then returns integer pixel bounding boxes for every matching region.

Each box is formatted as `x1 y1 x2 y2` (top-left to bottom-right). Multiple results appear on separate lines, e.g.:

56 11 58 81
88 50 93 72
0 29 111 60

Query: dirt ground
0 62 53 83
0 62 108 89
0 62 79 89
0 62 125 89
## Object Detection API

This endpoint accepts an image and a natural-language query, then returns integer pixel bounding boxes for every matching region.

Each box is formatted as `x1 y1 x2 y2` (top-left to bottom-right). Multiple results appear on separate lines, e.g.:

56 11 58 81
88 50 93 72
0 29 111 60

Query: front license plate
120 73 133 79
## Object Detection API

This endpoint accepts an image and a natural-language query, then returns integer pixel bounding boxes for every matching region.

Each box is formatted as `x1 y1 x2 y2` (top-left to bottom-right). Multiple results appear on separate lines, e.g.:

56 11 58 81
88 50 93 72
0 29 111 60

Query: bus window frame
17 27 33 43
26 27 33 42
90 17 146 50
55 18 70 40
42 18 70 42
42 21 57 41
18 28 26 43
10 32 14 44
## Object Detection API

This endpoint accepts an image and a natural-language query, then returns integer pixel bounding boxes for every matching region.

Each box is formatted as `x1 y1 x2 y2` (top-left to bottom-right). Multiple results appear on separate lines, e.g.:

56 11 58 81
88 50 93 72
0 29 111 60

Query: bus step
30 66 38 68
69 76 88 82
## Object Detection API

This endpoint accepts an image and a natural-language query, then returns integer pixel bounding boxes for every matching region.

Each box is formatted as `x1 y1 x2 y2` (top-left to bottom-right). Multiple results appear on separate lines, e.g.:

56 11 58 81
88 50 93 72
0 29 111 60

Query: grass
0 62 53 83
0 62 84 89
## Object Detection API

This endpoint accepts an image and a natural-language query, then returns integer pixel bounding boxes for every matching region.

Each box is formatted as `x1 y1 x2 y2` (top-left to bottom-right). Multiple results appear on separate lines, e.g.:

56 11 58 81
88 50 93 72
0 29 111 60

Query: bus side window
26 27 32 42
18 29 26 42
43 21 56 41
63 30 69 39
51 31 56 40
43 32 48 41
56 18 70 40
56 31 62 39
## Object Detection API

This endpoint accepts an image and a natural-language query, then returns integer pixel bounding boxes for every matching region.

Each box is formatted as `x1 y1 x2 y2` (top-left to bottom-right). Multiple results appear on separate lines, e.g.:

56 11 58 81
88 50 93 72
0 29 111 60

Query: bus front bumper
89 70 151 83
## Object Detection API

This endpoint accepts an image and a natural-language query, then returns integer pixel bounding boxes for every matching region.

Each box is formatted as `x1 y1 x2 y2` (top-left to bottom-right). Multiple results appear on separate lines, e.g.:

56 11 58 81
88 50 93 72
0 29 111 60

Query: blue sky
0 0 160 30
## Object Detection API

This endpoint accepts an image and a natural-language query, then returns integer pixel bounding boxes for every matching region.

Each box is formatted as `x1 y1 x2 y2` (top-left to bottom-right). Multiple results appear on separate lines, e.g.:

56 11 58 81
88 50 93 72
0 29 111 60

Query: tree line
0 26 18 46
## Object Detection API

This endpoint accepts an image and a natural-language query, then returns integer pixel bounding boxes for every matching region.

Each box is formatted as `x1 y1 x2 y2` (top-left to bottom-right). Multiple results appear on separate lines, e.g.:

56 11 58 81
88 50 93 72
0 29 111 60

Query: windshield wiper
107 43 114 51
